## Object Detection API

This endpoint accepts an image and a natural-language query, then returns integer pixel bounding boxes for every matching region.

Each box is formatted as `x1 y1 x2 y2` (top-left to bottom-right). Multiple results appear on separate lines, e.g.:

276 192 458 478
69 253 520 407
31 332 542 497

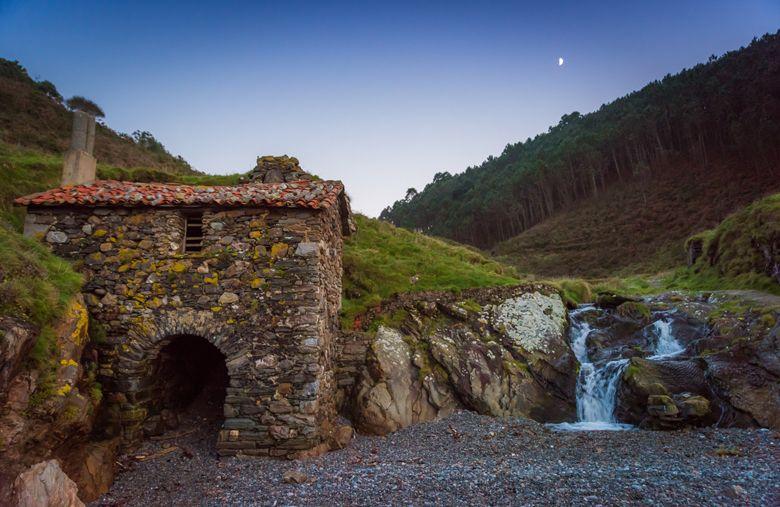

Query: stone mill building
15 153 353 457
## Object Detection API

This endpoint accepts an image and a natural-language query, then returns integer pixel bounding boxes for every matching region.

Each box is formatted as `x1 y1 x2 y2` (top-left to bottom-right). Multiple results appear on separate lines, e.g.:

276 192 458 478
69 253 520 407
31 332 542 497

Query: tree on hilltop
65 95 105 117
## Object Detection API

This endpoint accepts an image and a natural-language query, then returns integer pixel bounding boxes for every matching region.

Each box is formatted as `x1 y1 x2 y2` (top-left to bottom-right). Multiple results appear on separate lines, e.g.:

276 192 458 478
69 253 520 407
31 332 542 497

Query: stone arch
108 309 251 446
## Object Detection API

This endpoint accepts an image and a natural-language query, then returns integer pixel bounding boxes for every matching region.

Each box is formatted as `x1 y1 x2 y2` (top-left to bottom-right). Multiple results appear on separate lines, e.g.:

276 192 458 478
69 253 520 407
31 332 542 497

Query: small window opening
184 212 204 253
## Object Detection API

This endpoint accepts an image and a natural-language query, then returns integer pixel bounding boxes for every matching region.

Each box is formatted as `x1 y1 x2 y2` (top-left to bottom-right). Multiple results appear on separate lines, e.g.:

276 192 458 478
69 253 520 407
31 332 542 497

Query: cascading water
648 317 684 359
552 306 632 431
551 305 687 431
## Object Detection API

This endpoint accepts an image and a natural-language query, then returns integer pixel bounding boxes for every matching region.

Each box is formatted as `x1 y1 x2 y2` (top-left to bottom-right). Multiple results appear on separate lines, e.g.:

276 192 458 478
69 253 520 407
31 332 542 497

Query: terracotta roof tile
14 180 345 210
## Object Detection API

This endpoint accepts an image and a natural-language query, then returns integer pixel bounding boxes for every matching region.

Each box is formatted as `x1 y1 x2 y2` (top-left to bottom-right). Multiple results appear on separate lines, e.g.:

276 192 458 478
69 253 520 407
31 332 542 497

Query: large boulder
352 326 459 435
61 439 120 503
13 460 84 507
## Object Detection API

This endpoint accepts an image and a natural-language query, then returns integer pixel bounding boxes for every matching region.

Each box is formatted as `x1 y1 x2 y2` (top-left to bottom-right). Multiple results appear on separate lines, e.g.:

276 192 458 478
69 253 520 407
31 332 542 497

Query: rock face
0 295 103 504
60 439 120 502
353 327 458 434
611 292 780 430
349 285 577 434
13 460 84 507
0 317 36 395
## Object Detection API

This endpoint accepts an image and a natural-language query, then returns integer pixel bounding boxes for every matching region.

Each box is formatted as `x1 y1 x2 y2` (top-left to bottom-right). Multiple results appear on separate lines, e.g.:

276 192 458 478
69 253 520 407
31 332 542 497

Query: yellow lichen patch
68 299 89 346
56 384 72 396
248 218 265 229
88 252 104 263
270 242 288 258
60 358 78 367
204 274 219 285
117 248 139 262
249 230 263 239
117 263 130 273
211 306 223 313
92 229 108 237
251 278 265 289
171 261 189 273
146 297 163 309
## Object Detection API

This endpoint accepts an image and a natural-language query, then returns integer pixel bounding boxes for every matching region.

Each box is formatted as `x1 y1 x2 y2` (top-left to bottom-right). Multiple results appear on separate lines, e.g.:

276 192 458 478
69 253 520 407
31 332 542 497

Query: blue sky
1 1 778 215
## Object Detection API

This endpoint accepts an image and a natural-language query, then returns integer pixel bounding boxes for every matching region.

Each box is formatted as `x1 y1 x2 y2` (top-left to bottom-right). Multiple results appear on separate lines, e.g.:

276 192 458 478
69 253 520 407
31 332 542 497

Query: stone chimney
61 110 97 186
247 155 313 183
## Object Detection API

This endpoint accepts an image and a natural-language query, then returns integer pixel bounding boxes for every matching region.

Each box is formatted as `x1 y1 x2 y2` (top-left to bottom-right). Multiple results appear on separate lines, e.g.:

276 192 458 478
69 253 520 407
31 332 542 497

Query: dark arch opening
147 335 228 443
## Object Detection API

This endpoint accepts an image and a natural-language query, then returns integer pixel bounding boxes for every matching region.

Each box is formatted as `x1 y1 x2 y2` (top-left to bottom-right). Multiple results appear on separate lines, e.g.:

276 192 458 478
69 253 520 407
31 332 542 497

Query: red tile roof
14 179 345 210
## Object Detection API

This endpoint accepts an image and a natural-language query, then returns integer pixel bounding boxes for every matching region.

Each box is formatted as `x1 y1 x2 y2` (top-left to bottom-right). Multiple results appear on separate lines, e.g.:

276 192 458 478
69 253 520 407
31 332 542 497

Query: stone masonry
15 158 353 457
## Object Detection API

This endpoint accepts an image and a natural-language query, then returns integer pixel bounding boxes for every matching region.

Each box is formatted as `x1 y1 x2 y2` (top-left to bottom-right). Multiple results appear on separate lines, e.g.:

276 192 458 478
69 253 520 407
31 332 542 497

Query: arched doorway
145 335 228 445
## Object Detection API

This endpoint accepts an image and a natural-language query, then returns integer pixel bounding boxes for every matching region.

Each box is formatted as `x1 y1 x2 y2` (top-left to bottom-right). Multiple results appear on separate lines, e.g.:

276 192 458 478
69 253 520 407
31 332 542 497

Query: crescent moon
558 57 564 66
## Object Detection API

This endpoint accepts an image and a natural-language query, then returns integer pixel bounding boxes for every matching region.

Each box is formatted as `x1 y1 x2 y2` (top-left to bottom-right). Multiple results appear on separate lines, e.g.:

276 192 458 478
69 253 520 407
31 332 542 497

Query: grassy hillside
381 32 780 277
341 214 519 327
0 58 195 173
669 193 779 294
492 159 777 277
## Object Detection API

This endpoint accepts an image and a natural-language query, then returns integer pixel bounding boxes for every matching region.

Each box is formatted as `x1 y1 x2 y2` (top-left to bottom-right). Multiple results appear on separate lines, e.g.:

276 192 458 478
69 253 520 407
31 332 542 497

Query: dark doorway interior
152 335 228 440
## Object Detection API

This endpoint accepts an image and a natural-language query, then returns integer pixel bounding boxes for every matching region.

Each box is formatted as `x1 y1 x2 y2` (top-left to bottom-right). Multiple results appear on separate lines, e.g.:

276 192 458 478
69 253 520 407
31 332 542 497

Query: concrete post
62 111 97 186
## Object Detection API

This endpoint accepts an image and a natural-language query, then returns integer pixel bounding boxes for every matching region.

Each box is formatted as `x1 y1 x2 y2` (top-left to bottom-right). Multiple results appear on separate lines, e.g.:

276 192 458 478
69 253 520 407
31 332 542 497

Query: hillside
492 158 776 277
381 32 780 276
341 214 519 327
0 58 194 174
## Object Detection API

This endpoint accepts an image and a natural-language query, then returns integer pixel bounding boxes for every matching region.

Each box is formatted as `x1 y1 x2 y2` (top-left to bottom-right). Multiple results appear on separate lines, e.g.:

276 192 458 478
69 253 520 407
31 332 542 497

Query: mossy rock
616 301 651 323
596 291 641 309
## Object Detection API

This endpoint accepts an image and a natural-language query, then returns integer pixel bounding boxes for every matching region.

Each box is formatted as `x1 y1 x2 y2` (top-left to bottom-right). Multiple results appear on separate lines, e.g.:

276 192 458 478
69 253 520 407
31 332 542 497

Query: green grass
0 222 83 326
342 214 520 327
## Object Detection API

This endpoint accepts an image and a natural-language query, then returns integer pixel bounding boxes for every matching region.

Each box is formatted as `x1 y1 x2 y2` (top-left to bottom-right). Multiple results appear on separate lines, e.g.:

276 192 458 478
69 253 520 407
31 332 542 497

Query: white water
648 318 684 359
550 307 686 431
551 306 632 431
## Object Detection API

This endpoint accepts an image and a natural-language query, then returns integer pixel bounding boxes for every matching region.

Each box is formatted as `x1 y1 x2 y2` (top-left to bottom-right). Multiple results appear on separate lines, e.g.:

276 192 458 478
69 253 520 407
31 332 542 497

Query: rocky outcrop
353 327 459 434
0 295 105 504
0 317 36 396
613 292 780 430
13 459 84 507
616 357 719 428
349 285 577 434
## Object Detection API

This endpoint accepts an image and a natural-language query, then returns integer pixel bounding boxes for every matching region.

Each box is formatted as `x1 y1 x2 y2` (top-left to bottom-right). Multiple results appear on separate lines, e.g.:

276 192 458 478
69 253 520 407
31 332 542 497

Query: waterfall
648 317 684 359
551 306 632 431
551 306 689 431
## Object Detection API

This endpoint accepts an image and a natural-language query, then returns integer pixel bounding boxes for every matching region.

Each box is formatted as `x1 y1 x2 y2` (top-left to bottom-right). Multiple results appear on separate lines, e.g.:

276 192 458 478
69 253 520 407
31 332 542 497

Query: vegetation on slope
341 214 519 327
381 32 780 257
492 160 776 277
0 224 82 328
669 193 779 294
0 58 194 173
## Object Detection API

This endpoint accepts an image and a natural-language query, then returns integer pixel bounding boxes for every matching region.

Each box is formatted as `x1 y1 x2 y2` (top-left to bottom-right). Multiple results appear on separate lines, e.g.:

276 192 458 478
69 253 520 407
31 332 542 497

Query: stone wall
23 203 346 457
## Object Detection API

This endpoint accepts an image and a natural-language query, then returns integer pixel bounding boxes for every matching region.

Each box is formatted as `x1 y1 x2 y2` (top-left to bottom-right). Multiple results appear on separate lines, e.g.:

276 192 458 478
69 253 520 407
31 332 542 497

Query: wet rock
616 357 717 428
13 460 84 507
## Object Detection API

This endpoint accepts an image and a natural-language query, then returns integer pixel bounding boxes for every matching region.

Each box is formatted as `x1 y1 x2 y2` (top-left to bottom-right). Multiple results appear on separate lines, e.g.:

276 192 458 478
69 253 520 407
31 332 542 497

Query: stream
552 304 685 431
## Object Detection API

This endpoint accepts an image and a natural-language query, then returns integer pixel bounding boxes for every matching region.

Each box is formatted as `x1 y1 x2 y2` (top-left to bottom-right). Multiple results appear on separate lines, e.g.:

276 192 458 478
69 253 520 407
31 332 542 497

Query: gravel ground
94 411 779 506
